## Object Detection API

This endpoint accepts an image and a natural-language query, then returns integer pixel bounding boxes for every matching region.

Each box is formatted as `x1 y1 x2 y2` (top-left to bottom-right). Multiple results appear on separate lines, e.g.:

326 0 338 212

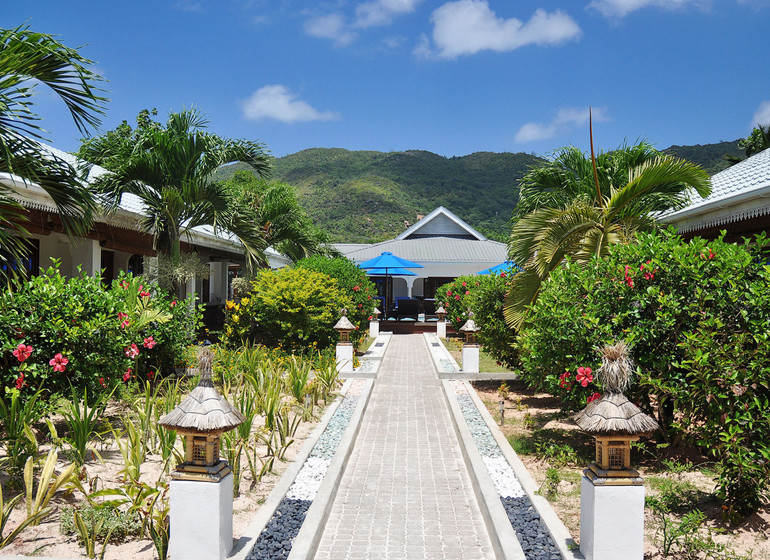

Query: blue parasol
477 260 520 275
359 252 423 318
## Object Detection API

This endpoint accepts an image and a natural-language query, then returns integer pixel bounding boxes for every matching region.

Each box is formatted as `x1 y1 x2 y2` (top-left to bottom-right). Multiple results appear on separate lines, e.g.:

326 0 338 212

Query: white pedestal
462 344 479 373
336 343 354 374
436 321 447 339
369 320 379 337
580 474 645 560
170 473 233 560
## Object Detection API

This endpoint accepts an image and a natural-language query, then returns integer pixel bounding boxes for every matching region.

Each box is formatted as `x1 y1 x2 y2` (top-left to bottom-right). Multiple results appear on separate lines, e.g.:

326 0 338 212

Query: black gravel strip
247 498 311 560
501 497 563 560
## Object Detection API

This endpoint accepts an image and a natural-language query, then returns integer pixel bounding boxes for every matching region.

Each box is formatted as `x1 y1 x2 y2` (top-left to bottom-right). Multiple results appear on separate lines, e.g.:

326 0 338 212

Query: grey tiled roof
662 147 770 231
335 236 508 262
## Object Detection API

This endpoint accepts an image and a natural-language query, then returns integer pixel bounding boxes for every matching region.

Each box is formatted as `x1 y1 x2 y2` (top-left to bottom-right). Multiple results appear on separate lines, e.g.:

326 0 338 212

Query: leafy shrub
295 256 378 347
60 503 141 543
519 229 770 515
223 267 348 352
0 263 199 399
437 272 519 368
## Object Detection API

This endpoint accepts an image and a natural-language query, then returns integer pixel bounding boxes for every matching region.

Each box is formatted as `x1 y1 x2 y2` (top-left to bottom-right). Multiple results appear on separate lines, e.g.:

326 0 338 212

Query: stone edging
463 380 583 560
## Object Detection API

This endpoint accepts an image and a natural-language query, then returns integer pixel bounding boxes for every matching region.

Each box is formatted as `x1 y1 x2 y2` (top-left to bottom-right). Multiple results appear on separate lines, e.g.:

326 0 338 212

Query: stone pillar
436 321 446 339
70 238 101 277
169 473 234 560
580 474 644 560
369 319 380 337
208 261 229 304
336 342 354 374
462 344 479 373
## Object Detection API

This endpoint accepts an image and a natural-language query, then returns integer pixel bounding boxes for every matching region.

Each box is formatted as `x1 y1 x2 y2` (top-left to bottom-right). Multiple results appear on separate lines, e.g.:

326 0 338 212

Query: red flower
455 295 460 300
123 368 132 382
461 281 466 287
367 295 371 299
576 367 593 387
49 353 69 373
644 272 655 281
353 285 360 292
447 290 452 296
99 377 106 388
368 316 373 321
500 272 506 278
147 371 155 380
559 371 573 390
358 303 363 308
170 300 177 307
465 290 470 295
120 280 129 289
143 336 156 349
125 344 140 359
12 343 33 362
587 392 601 403
15 373 25 390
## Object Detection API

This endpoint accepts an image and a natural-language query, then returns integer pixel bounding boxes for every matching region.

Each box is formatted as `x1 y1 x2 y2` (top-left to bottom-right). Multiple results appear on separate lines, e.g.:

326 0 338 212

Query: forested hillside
220 149 544 243
216 141 741 243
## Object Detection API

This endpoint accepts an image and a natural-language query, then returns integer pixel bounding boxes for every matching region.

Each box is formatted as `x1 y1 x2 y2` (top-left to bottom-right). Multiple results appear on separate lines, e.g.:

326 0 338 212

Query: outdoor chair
396 299 420 321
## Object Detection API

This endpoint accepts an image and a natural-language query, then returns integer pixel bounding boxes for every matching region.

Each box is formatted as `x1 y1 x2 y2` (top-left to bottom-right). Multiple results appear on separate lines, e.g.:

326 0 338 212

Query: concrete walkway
314 334 495 560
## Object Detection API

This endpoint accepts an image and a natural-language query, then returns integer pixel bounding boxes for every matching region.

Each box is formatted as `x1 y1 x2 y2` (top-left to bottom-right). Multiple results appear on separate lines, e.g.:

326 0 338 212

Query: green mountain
217 141 742 243
221 149 544 243
664 140 741 175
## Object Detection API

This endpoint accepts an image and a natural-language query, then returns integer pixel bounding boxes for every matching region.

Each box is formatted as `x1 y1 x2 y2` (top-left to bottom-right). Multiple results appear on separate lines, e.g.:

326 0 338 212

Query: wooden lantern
436 303 447 322
333 308 356 344
459 311 480 345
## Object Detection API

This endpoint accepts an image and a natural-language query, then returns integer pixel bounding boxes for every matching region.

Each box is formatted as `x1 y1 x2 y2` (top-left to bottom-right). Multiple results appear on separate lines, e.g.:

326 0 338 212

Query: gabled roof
396 206 487 241
661 148 770 233
337 236 507 263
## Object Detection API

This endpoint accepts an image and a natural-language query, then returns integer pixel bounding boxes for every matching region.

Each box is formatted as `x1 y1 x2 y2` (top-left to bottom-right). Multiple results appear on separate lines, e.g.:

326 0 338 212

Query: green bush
519 229 770 515
60 503 141 543
437 272 519 368
0 263 199 399
223 267 348 352
295 256 378 347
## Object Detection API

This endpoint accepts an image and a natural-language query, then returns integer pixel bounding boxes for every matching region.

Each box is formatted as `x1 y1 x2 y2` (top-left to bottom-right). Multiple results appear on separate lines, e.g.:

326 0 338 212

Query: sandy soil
470 379 770 560
1 402 324 560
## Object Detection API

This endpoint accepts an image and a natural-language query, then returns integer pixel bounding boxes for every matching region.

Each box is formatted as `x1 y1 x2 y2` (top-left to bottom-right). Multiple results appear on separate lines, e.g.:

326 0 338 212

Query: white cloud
752 100 770 127
304 14 357 46
514 107 608 143
241 85 340 124
418 1 581 60
355 0 423 28
587 0 704 19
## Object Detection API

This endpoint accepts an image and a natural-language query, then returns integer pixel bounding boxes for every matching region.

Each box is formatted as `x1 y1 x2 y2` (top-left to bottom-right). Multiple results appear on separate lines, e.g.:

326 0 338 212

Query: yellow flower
232 314 240 323
225 300 236 310
240 297 250 306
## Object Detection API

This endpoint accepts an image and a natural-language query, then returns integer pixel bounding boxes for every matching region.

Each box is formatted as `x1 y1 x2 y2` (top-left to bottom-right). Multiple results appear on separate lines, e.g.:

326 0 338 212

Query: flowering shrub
0 264 198 399
438 272 519 368
519 229 770 515
295 256 377 347
222 267 348 352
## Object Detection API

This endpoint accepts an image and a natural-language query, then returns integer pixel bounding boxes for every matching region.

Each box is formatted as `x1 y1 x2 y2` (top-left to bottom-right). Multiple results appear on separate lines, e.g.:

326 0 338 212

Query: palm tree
505 141 711 328
724 124 770 166
78 109 272 270
0 25 106 281
220 171 333 264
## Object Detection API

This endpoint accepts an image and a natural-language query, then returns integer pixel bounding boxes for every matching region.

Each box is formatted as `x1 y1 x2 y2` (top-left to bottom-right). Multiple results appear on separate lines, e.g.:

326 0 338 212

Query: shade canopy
364 266 417 277
477 260 520 275
359 251 423 271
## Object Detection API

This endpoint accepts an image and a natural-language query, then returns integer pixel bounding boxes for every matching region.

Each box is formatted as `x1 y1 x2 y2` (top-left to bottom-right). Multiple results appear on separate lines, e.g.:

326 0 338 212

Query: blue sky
6 0 770 159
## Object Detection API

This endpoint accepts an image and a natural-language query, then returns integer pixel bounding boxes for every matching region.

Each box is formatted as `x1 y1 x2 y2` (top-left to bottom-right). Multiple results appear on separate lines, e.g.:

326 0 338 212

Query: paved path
315 334 495 560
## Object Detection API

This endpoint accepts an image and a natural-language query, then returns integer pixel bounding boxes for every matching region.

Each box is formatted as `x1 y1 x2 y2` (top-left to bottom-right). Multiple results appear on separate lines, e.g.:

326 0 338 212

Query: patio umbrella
477 260 520 275
359 252 423 319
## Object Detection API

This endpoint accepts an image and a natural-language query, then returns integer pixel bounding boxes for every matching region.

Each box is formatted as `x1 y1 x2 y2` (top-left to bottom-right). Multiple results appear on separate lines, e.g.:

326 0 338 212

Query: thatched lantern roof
573 341 659 436
333 308 356 343
159 349 245 435
459 310 480 344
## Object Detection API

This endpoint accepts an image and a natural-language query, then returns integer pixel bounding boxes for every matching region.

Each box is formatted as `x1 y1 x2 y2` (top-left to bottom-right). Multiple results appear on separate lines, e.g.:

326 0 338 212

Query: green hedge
519 230 770 516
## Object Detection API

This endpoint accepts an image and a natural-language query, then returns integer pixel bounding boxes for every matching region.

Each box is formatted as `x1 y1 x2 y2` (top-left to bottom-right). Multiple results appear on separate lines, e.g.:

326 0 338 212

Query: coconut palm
78 108 272 269
0 25 106 281
724 124 770 166
505 141 711 328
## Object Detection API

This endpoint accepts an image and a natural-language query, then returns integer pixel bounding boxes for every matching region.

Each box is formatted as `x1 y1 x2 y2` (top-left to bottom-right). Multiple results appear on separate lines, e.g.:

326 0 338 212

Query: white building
660 147 770 241
1 144 290 305
335 206 508 310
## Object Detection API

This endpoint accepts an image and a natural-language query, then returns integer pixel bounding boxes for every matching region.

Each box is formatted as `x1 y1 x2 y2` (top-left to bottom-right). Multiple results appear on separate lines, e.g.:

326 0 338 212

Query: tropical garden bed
470 378 770 560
